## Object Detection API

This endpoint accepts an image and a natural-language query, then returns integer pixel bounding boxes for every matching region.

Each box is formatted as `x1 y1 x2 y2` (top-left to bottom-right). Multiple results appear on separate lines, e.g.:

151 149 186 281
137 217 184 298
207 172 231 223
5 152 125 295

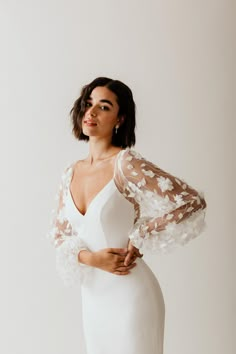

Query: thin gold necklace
97 149 122 161
86 149 122 164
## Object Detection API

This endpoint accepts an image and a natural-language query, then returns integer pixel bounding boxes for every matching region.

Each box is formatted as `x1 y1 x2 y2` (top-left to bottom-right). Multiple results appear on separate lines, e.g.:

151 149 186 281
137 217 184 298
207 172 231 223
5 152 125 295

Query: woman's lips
84 120 97 126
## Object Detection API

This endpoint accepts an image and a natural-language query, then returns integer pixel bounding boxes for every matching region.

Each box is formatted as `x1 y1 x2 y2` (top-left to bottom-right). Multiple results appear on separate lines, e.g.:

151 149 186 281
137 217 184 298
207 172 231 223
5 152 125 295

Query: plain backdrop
1 1 235 354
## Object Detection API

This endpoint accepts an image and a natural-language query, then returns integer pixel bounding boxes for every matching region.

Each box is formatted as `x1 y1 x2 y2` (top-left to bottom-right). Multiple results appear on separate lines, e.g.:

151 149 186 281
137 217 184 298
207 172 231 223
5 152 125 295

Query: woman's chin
82 128 97 137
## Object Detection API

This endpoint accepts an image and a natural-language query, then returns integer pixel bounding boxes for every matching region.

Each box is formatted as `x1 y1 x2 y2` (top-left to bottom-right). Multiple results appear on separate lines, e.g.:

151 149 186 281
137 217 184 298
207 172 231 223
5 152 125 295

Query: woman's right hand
79 248 137 275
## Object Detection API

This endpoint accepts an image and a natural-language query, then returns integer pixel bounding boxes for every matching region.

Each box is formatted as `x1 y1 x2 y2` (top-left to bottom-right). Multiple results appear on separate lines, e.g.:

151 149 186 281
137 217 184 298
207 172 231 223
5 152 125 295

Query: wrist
78 250 94 266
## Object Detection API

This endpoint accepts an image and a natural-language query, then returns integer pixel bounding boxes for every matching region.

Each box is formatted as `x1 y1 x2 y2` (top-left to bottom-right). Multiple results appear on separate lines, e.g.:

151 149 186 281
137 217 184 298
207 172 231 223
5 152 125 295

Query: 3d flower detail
142 169 155 178
137 177 146 188
125 155 133 161
174 194 185 206
157 176 174 192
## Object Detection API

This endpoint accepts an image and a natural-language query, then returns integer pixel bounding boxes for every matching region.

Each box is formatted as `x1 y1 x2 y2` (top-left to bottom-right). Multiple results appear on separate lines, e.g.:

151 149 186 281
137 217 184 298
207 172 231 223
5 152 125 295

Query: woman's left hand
124 239 143 266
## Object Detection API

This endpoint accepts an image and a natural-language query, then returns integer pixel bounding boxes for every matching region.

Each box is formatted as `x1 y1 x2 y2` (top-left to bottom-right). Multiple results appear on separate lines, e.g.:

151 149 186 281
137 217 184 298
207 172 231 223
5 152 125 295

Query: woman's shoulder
118 148 148 167
63 161 76 174
119 147 144 160
115 148 152 181
59 161 77 185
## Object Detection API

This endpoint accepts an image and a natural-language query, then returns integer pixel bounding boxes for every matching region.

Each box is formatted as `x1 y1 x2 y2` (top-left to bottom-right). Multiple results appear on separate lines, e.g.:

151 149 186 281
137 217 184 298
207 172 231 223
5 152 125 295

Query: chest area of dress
70 161 116 216
64 178 135 230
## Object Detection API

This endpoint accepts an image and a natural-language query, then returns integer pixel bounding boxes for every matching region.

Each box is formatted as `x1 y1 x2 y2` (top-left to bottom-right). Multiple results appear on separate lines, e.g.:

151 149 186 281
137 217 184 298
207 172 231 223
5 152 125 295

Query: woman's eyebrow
87 96 113 107
100 99 113 107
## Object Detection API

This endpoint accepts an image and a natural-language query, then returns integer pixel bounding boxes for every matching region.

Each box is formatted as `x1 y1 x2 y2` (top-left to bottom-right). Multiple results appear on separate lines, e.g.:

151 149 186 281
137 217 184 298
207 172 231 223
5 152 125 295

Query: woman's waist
77 231 131 252
81 258 160 293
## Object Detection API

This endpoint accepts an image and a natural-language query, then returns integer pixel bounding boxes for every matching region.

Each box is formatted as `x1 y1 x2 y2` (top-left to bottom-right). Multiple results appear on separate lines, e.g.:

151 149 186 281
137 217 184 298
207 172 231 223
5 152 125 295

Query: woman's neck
86 138 121 165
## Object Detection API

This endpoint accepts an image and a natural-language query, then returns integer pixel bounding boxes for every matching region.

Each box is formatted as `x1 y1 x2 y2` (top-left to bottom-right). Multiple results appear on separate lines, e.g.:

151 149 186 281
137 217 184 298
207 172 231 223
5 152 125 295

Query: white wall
1 1 234 354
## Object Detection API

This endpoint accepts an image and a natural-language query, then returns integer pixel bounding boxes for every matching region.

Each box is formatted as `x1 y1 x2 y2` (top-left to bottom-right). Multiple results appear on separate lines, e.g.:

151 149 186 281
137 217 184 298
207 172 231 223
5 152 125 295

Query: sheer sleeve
114 149 207 254
46 163 91 286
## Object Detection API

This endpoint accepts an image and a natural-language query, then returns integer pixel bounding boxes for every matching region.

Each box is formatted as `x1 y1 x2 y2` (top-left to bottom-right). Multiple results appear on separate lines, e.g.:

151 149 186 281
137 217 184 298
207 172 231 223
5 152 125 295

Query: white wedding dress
47 148 207 354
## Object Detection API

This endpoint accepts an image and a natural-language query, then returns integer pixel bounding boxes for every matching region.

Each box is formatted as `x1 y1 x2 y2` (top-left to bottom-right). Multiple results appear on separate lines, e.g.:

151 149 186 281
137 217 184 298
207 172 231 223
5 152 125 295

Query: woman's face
82 86 121 140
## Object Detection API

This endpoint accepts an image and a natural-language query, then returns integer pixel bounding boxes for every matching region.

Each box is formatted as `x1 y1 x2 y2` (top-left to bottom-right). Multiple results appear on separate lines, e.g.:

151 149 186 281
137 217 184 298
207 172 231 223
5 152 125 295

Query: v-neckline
68 148 126 217
68 178 114 217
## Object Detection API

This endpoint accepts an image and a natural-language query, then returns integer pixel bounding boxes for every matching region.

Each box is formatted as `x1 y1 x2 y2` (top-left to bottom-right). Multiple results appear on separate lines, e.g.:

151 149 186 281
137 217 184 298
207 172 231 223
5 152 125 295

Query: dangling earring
115 125 119 134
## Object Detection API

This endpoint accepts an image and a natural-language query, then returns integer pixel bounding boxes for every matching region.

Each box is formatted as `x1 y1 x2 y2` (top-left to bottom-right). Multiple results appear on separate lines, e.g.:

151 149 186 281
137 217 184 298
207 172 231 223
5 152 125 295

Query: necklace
96 149 122 161
86 149 123 164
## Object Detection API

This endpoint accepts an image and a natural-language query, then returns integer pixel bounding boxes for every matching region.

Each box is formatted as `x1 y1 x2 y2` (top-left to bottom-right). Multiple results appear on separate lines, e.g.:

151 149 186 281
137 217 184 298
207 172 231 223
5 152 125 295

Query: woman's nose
88 106 97 117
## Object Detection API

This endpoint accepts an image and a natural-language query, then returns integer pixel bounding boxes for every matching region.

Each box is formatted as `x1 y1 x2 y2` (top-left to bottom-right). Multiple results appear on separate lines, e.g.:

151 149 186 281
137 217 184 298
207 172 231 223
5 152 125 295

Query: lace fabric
114 149 207 254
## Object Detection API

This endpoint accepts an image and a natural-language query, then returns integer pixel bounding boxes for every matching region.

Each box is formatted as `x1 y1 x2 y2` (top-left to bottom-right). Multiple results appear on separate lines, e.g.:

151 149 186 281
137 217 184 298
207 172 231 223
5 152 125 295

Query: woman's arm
46 164 92 286
115 149 207 255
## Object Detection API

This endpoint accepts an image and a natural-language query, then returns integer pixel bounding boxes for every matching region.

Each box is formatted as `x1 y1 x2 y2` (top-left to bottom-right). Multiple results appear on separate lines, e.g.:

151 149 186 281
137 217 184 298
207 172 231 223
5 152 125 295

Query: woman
47 77 207 354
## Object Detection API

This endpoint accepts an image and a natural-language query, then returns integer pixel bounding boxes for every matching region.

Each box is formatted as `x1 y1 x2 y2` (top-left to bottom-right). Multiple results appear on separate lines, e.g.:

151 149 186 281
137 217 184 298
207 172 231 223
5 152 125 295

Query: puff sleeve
114 149 207 254
46 163 91 286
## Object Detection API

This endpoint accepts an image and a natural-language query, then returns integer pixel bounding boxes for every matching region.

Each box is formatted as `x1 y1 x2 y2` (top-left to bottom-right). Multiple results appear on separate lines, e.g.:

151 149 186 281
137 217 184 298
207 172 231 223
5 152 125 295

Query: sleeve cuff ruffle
55 236 92 287
129 209 207 255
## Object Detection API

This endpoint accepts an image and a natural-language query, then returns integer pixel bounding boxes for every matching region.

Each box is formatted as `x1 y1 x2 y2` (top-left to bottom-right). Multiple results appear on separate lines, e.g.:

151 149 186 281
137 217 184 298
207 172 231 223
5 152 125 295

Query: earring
115 125 119 134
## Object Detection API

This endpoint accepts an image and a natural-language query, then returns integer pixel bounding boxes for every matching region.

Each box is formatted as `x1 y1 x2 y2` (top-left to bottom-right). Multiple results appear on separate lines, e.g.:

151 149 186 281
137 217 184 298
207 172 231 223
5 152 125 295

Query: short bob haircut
70 77 136 148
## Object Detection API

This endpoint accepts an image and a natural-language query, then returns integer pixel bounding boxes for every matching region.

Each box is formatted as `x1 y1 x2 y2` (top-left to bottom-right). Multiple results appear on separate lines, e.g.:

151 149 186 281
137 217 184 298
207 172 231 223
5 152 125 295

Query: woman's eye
100 106 109 111
85 102 92 107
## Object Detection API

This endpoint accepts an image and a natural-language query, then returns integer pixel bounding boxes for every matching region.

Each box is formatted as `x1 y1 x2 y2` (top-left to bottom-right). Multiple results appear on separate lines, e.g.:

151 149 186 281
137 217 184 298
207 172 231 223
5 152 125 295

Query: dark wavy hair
70 77 136 148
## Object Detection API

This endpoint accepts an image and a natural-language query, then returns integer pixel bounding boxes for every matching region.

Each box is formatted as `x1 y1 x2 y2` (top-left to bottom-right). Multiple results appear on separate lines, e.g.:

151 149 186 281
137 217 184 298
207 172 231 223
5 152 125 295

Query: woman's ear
118 116 125 126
